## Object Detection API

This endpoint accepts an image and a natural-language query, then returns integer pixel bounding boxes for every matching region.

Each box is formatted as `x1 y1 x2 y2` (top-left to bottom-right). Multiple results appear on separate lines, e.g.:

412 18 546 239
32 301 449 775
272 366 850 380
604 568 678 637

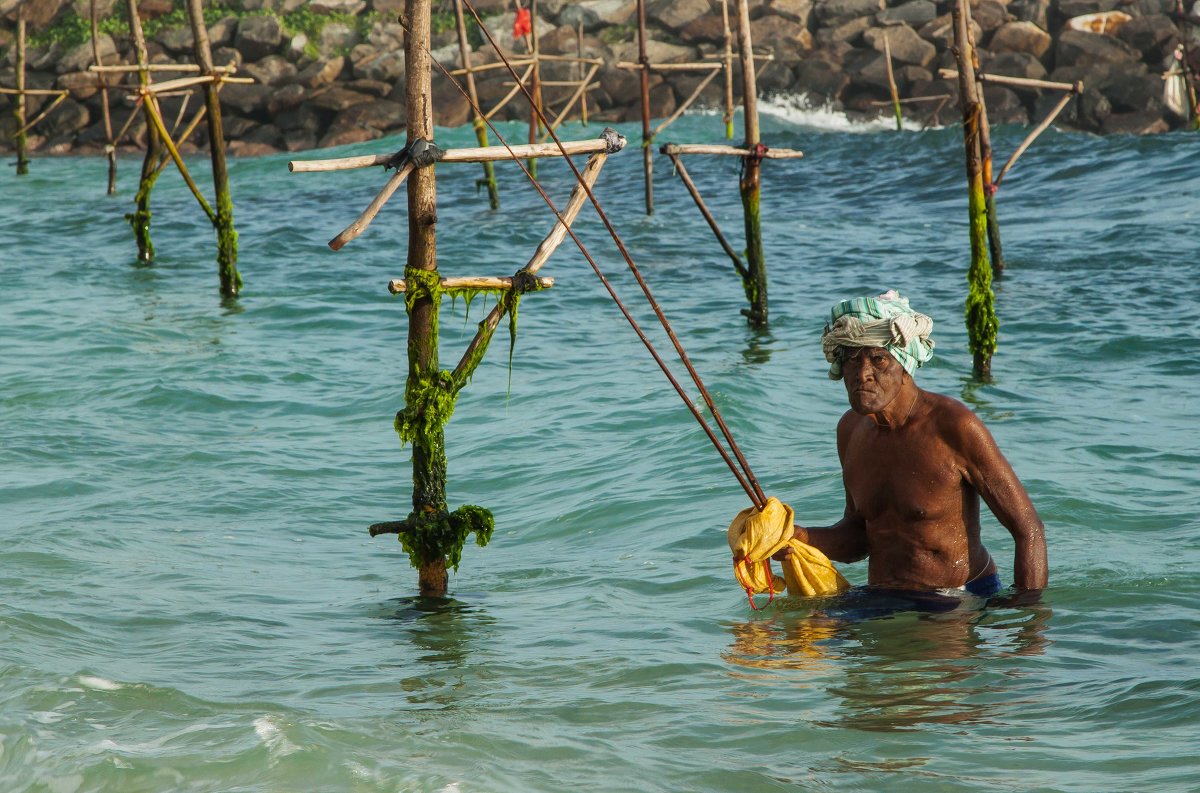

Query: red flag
513 7 531 38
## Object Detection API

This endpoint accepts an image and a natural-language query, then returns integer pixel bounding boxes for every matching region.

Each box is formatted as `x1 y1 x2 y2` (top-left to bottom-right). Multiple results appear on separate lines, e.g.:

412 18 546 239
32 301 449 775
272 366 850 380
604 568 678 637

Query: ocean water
1 109 1198 792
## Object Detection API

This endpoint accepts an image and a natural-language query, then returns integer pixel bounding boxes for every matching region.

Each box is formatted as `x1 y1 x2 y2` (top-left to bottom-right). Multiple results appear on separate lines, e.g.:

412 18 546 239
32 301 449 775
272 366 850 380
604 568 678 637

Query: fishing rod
414 4 769 510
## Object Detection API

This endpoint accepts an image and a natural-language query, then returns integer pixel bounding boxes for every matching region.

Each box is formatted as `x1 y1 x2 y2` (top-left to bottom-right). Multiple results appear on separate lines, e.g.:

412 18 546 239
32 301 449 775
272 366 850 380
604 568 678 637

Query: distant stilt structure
622 0 756 214
950 0 996 380
91 0 117 194
883 33 903 131
292 1 625 597
14 13 28 176
962 12 1004 274
186 0 241 299
454 0 500 209
658 0 800 327
125 0 162 261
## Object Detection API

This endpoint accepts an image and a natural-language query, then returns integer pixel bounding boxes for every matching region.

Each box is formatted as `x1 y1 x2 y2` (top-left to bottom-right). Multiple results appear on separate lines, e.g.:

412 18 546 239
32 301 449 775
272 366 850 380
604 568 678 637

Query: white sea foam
759 94 935 133
77 675 121 691
254 716 300 759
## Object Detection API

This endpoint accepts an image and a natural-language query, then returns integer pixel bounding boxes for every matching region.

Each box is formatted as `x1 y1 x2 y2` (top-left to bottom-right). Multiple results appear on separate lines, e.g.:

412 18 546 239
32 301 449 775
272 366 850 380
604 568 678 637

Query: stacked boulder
0 0 1195 159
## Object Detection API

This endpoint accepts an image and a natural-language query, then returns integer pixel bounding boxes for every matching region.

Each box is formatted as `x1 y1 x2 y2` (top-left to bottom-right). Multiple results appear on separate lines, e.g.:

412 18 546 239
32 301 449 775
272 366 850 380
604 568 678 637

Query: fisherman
780 291 1047 598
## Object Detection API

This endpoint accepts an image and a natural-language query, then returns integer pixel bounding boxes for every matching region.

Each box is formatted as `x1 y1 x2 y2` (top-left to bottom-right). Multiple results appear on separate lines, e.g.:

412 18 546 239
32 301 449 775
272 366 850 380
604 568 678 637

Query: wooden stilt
993 85 1081 188
455 0 500 209
637 0 654 214
91 0 117 194
405 0 449 597
884 33 903 131
964 12 1003 275
14 15 28 176
735 0 767 327
577 21 588 126
187 0 242 299
526 0 542 179
951 0 997 380
721 0 735 139
126 0 160 262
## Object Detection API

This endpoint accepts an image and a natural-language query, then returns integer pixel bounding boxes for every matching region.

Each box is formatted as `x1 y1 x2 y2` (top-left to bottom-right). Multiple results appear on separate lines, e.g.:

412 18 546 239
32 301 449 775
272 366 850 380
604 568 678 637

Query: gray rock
989 21 1052 58
29 42 64 72
816 15 873 46
56 35 116 74
22 0 71 30
771 0 815 25
816 0 885 25
983 50 1048 80
1055 29 1140 67
681 14 726 43
982 85 1027 123
309 86 375 112
220 83 271 116
213 47 243 70
318 123 382 149
1076 85 1112 130
299 56 346 88
319 22 360 55
235 15 284 62
1009 0 1050 30
1101 110 1169 134
347 78 392 97
311 0 367 14
266 82 307 114
42 96 90 136
56 70 101 100
863 24 936 67
972 1 1011 36
353 49 405 82
334 99 405 130
648 0 712 31
919 14 980 49
1102 71 1164 113
242 122 285 147
157 26 194 55
209 16 239 49
876 0 936 27
560 0 634 33
1053 0 1121 19
276 103 324 134
243 54 298 87
1117 15 1179 64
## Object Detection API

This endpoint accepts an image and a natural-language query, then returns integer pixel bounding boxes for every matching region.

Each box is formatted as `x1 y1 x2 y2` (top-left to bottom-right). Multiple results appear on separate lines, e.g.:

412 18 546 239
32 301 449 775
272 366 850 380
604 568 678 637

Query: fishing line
415 7 767 509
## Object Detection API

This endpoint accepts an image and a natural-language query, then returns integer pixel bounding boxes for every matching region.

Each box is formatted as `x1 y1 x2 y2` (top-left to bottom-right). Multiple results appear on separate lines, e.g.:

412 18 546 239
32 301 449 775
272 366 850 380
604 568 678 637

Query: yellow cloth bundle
727 497 850 600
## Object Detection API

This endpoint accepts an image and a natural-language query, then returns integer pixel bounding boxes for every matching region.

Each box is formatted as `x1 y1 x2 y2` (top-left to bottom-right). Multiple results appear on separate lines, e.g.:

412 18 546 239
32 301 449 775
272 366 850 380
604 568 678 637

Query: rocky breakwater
0 0 1196 161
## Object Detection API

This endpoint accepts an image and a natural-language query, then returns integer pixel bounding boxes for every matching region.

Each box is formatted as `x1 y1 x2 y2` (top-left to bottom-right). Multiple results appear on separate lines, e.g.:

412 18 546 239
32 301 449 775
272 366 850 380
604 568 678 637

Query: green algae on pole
125 0 160 262
735 0 767 327
951 0 998 380
187 0 242 299
14 14 28 176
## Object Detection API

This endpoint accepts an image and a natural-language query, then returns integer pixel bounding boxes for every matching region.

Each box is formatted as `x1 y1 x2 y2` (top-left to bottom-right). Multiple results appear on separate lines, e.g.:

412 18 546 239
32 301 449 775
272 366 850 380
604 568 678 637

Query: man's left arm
955 410 1048 591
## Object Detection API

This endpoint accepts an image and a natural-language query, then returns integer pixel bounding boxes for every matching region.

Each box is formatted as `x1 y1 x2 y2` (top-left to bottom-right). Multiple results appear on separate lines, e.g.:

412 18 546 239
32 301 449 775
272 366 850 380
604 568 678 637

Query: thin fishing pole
414 29 763 508
461 0 768 508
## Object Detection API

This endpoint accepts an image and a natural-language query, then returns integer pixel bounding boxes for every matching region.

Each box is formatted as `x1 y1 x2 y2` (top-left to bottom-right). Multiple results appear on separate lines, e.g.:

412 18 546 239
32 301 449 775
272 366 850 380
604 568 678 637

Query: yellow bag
728 497 849 606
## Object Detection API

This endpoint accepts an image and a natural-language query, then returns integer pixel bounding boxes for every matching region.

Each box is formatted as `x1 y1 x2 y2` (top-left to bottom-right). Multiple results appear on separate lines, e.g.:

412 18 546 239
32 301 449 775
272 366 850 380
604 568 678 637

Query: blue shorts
964 573 1004 597
821 577 1005 622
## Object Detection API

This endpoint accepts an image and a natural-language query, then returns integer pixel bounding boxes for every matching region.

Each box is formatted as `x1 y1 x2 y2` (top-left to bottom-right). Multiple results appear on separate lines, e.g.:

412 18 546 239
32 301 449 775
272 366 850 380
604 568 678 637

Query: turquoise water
2 111 1198 791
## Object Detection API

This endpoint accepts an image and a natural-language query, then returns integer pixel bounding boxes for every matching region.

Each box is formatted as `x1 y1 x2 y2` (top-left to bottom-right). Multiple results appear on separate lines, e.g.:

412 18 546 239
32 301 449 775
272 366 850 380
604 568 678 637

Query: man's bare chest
842 430 965 522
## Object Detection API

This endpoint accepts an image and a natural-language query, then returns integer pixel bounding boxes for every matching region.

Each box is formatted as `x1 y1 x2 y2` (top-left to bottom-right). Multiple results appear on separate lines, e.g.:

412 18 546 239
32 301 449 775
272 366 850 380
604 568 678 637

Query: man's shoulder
920 390 994 443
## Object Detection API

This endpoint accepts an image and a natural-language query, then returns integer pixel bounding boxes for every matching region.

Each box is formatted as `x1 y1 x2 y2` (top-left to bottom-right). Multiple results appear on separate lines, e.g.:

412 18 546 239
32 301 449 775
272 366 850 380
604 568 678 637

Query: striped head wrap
822 290 935 380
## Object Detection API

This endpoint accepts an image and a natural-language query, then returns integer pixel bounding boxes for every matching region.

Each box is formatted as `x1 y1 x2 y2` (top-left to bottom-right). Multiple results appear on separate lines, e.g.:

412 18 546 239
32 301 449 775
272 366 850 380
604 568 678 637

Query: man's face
841 346 907 415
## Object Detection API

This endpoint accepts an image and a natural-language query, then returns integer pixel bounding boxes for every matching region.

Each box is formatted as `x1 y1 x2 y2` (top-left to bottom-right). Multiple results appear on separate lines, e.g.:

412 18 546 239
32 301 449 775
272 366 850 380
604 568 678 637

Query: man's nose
850 362 873 384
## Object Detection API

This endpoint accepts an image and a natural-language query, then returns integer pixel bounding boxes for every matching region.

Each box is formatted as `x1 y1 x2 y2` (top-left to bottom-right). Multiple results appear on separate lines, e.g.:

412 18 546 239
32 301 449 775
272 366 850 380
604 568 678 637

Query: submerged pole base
419 557 448 596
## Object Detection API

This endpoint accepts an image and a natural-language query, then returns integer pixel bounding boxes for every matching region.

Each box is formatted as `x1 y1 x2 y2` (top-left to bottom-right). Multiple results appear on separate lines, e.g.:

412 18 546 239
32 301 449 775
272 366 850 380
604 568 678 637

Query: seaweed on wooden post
14 14 28 176
883 32 903 131
637 0 654 214
186 0 241 298
735 0 767 327
951 0 997 380
407 0 454 596
964 10 1004 275
91 0 117 194
125 0 161 261
454 0 500 209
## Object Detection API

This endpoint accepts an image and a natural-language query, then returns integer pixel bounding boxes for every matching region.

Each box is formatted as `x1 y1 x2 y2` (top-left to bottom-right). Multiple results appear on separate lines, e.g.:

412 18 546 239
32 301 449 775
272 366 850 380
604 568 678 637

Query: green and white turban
822 290 935 380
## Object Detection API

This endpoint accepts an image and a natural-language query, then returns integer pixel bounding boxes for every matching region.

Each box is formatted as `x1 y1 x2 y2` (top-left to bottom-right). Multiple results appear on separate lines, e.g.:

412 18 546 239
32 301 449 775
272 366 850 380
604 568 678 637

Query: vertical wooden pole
14 14 28 176
527 0 542 177
883 33 902 131
455 0 499 209
965 8 1004 274
405 0 448 596
91 0 117 194
735 0 767 326
577 20 588 126
126 0 161 261
951 0 997 379
637 0 654 214
721 0 735 139
186 0 241 299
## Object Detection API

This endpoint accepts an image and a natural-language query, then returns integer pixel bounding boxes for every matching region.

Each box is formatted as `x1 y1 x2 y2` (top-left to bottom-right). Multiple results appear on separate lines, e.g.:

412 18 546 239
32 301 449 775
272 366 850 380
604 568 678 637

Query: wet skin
787 346 1048 593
